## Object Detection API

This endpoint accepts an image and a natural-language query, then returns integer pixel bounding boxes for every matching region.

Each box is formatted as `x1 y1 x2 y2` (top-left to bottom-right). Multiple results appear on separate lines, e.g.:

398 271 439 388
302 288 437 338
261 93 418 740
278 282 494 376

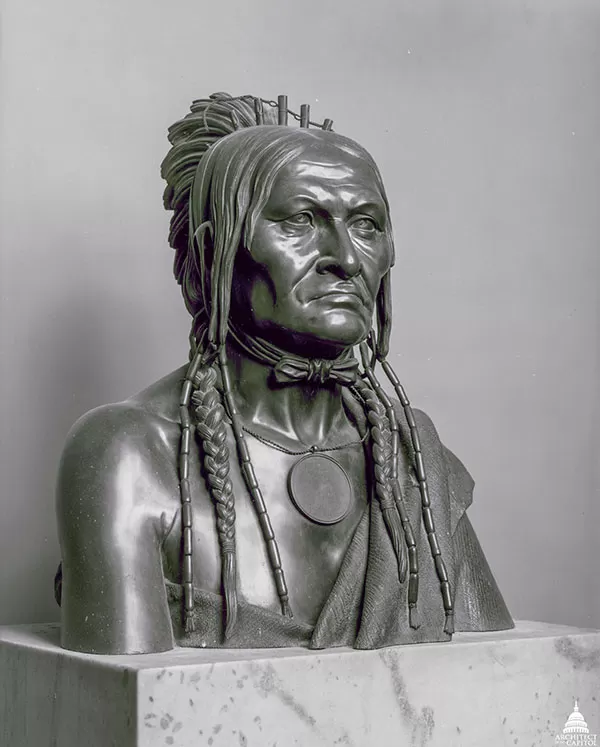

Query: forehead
266 141 386 209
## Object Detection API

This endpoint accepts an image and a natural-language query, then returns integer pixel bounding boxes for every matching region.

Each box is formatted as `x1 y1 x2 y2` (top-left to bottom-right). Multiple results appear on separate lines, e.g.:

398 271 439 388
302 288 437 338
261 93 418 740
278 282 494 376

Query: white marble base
1 621 599 747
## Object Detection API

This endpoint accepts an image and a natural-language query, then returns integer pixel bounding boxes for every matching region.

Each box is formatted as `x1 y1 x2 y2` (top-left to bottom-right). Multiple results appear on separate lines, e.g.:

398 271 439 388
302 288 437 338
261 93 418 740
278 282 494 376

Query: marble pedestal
1 621 599 747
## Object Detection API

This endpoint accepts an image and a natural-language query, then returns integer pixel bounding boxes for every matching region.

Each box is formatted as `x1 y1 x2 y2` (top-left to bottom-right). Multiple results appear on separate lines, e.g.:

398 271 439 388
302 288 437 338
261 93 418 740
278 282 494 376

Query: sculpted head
163 103 395 358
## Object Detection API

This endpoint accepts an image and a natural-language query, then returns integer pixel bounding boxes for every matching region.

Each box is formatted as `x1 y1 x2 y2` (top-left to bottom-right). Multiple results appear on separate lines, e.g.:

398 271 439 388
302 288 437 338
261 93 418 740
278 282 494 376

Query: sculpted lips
309 282 370 306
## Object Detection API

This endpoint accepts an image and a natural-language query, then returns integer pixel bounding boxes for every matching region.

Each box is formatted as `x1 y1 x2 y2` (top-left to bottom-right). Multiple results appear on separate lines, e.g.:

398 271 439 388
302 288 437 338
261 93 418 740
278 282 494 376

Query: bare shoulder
57 366 187 527
57 366 188 653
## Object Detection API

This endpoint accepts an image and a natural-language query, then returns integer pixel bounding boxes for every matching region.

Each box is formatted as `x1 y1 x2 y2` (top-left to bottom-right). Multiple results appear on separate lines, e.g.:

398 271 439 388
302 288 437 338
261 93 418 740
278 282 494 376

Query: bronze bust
55 93 513 654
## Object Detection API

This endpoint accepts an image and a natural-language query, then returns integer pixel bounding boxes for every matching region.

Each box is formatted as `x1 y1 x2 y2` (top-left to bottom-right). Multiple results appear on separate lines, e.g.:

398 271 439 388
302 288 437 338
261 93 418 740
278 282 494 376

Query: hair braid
190 363 238 639
358 343 422 628
351 378 409 587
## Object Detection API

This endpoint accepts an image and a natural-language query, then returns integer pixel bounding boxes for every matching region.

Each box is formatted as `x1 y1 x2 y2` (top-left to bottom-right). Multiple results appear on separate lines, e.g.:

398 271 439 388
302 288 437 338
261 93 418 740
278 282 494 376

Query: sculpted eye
349 216 379 233
283 212 313 228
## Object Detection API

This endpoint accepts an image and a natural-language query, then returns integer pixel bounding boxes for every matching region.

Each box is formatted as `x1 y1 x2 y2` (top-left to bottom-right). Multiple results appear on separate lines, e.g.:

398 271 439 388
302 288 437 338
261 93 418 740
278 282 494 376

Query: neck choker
228 324 360 386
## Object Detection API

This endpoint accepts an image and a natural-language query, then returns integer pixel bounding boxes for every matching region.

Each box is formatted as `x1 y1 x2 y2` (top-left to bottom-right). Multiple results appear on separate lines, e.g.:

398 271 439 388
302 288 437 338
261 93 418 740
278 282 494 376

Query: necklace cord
240 424 369 456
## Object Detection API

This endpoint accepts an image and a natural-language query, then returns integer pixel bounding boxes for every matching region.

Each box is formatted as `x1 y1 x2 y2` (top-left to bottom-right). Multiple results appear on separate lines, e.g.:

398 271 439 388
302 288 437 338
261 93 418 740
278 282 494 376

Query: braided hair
163 93 454 639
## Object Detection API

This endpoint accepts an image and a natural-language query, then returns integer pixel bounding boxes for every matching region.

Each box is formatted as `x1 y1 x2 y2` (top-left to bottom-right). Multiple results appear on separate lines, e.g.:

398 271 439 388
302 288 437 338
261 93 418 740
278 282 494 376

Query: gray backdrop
1 0 599 629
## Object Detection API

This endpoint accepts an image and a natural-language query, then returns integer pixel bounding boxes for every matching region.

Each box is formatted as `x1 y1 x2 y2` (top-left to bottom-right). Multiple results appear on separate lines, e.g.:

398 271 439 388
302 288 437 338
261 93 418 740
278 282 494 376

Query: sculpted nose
315 222 361 279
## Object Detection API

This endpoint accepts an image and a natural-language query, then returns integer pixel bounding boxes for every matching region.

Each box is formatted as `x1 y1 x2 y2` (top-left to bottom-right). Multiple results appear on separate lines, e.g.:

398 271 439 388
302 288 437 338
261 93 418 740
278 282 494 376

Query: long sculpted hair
162 93 454 640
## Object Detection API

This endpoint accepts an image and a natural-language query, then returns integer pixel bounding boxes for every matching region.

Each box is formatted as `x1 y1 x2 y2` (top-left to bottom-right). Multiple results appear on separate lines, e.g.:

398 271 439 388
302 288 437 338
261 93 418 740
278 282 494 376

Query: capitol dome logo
555 701 597 746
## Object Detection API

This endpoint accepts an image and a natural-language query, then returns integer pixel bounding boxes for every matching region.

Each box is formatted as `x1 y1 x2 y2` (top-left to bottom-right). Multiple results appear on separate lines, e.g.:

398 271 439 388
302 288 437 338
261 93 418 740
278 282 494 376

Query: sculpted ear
192 220 214 269
375 271 392 360
191 220 215 314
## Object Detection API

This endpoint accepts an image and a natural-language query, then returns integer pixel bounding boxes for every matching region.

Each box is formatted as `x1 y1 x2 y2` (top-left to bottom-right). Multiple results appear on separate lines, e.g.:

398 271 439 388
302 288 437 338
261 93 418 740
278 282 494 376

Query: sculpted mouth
312 286 367 303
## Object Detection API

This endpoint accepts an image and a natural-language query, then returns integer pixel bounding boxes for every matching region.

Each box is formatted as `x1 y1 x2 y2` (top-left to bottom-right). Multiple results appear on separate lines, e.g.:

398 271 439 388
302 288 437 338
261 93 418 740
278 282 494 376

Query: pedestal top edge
0 621 598 672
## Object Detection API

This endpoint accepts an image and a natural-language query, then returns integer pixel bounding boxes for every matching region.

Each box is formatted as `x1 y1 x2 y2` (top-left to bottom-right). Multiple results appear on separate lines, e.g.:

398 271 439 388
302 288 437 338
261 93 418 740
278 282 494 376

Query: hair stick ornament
277 95 288 125
254 97 264 125
300 104 310 128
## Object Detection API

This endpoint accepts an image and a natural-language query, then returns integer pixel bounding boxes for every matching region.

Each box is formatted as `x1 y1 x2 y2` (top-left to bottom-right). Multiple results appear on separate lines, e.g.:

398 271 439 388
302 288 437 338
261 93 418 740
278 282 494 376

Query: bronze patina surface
55 94 513 654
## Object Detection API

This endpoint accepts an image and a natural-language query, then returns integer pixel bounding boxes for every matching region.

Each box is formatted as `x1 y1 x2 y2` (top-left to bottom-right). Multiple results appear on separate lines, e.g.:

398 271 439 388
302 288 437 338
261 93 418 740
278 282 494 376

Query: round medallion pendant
287 453 352 525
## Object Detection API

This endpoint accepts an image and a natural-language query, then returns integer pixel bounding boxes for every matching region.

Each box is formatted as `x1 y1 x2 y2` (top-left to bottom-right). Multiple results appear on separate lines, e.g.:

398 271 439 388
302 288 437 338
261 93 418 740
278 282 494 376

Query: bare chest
162 429 369 626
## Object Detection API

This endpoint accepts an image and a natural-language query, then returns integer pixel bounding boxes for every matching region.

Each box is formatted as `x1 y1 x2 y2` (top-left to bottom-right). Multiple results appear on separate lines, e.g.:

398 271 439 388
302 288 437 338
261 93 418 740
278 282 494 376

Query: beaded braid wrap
218 347 293 619
177 348 203 633
166 92 455 640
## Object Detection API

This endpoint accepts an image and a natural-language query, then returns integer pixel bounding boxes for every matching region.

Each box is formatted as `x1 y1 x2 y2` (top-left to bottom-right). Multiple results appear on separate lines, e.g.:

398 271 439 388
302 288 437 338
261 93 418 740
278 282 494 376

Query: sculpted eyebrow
268 197 386 216
263 196 320 218
349 201 385 214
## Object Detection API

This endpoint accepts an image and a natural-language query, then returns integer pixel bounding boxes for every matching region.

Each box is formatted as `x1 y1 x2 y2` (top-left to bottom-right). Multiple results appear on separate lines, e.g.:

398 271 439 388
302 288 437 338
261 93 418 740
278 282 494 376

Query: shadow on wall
2 279 153 625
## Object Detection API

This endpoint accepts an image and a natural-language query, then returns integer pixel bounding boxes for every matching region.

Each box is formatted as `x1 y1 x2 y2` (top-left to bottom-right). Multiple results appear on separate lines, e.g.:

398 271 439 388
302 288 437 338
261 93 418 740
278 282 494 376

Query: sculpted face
231 139 394 356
